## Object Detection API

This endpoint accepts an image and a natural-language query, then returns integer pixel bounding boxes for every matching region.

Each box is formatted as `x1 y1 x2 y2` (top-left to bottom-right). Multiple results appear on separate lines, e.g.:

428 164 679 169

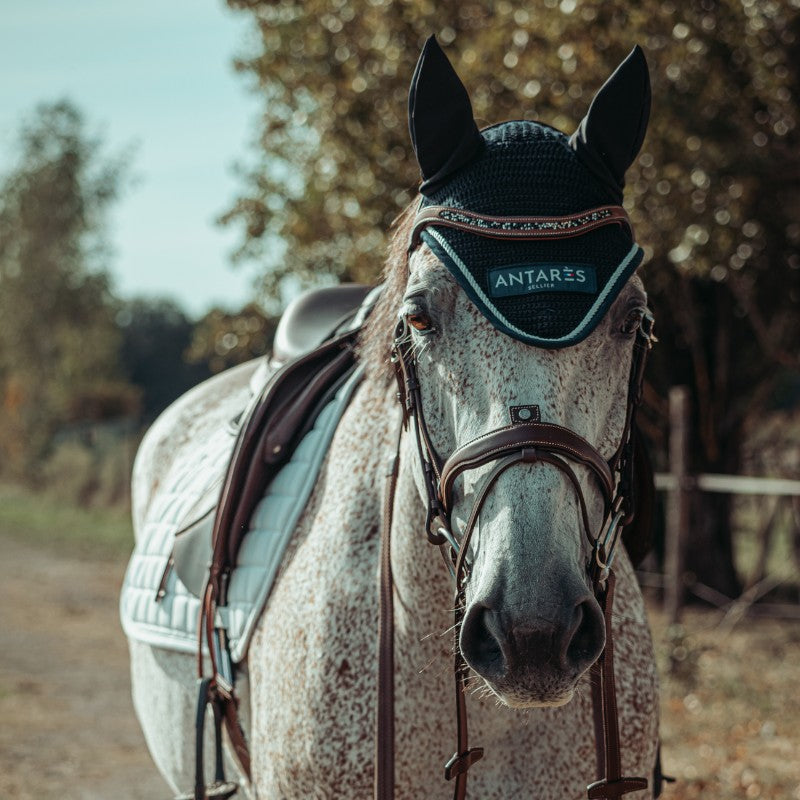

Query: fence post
665 386 691 623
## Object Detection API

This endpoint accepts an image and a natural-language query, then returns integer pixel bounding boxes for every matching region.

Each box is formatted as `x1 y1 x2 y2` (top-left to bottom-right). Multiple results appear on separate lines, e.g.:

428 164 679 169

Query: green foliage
0 101 135 479
187 302 277 373
117 297 212 420
225 0 799 434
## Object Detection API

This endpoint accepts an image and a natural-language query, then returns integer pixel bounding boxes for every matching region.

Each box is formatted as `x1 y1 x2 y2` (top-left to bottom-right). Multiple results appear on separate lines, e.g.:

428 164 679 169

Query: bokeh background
1 1 798 798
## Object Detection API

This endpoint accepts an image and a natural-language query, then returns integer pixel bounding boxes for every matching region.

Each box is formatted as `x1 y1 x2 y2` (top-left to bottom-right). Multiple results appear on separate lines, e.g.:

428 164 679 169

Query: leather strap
586 572 648 799
408 204 632 251
384 307 656 800
439 422 615 514
375 439 401 800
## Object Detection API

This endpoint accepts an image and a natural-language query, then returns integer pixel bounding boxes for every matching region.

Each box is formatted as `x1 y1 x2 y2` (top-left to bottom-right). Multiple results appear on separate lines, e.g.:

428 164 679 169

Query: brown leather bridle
375 204 657 800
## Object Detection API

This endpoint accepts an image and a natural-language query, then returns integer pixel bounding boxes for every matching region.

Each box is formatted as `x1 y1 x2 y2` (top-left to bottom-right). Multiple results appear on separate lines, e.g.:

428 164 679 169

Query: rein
376 203 656 800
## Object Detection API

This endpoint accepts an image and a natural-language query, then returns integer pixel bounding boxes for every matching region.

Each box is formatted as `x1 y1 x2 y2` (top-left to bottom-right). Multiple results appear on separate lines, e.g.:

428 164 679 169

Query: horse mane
356 201 417 385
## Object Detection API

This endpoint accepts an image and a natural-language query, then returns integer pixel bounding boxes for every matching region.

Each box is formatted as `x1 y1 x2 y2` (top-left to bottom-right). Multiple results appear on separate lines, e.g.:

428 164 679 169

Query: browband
408 204 632 252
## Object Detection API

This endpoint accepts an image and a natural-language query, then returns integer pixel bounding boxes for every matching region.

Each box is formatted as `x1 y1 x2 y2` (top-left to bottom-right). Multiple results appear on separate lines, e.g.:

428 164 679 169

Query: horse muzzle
459 588 606 707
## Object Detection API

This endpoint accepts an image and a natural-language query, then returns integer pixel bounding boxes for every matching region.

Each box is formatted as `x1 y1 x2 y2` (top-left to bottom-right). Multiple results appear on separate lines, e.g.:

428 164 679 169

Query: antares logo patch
488 264 598 298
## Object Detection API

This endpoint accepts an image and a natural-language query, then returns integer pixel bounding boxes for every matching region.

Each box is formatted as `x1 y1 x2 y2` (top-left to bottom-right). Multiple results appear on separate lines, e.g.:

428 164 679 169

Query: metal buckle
444 747 484 780
211 627 235 696
638 309 657 349
592 504 625 585
437 524 461 556
592 541 610 585
426 507 448 545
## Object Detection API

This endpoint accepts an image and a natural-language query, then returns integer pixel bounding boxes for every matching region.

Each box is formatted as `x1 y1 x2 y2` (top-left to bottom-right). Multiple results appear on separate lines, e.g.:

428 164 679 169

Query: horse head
370 37 652 710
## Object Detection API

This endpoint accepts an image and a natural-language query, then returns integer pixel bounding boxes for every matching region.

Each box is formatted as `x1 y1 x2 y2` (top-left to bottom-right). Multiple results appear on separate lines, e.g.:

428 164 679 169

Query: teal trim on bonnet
421 228 644 349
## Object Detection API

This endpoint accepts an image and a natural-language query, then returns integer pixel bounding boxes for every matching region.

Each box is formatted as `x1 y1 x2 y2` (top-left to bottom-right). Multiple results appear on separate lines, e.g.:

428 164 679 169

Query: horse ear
569 45 651 200
408 35 484 195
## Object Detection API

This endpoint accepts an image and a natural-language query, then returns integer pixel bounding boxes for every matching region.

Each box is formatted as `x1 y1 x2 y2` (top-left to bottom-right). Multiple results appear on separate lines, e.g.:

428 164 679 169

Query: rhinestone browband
408 204 632 251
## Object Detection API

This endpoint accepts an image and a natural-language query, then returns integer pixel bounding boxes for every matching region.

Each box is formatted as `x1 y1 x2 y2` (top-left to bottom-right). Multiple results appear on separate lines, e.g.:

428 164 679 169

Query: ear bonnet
408 37 651 348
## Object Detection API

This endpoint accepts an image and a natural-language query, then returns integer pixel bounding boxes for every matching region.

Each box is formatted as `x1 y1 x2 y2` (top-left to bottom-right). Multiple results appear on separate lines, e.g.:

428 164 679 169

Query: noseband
375 204 657 800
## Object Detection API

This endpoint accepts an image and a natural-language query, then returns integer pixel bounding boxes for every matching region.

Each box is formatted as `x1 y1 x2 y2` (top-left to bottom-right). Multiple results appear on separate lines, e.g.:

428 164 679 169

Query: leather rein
375 204 656 800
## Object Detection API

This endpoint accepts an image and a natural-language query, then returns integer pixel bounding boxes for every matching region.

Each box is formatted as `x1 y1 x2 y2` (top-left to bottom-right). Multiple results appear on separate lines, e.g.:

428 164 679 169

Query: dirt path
0 533 166 800
2 526 798 799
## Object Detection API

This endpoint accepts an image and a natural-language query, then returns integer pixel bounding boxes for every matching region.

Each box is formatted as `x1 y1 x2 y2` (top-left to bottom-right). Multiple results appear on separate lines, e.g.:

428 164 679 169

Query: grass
0 483 134 560
733 495 799 587
650 606 800 799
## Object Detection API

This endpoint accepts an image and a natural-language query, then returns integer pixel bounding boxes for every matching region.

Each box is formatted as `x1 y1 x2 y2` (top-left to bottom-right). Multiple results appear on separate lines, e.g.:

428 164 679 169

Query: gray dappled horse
127 37 660 800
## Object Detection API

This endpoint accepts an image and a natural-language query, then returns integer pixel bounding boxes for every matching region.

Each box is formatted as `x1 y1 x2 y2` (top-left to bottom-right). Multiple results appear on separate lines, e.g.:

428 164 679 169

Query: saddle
171 283 377 800
168 283 376 599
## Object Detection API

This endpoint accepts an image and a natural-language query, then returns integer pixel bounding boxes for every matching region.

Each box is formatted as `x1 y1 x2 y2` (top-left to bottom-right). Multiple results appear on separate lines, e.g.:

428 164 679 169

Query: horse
125 37 660 799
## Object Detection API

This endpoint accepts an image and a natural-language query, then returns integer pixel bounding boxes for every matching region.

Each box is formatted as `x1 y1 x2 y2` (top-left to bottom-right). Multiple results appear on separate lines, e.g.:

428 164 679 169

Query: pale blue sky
0 0 263 316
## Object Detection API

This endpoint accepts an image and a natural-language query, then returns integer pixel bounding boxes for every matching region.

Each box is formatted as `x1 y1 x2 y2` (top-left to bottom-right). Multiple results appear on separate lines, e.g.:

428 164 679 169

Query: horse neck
344 368 454 646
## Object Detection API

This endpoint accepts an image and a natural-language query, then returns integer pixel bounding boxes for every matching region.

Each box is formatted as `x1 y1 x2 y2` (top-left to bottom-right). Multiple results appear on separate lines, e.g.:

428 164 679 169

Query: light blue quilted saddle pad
120 364 363 663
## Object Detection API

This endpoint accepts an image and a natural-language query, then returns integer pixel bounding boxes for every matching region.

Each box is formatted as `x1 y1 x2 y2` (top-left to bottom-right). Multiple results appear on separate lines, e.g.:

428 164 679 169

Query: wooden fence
654 386 800 623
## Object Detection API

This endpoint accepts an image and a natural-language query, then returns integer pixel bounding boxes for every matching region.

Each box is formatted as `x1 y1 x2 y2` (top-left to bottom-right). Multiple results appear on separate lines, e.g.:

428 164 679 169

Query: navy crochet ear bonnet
407 37 651 348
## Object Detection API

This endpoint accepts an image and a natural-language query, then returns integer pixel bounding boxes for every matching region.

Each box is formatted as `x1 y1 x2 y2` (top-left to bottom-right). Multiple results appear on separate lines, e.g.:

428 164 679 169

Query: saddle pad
120 364 364 663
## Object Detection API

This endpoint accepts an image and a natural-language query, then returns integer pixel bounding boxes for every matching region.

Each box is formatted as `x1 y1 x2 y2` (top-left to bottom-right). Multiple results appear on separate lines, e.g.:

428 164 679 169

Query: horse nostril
460 604 505 678
565 598 605 672
461 595 605 682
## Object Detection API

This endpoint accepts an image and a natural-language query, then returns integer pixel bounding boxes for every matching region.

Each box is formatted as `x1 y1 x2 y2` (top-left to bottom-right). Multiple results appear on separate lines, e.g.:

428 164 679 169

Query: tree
224 0 800 597
0 100 134 479
186 303 277 374
117 298 213 421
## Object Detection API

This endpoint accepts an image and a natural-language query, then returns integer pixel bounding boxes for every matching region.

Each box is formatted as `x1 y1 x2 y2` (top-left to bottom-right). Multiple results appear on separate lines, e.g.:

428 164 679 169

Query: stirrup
173 677 239 800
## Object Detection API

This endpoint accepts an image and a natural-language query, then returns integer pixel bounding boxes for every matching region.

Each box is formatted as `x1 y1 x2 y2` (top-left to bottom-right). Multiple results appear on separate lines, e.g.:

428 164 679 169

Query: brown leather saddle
168 283 376 600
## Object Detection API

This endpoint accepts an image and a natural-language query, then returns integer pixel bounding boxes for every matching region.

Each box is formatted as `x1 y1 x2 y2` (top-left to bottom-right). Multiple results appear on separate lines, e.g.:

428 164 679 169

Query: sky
0 0 263 316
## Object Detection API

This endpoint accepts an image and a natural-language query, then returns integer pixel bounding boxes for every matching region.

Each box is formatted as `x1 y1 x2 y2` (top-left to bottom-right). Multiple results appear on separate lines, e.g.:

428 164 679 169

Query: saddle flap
217 333 360 570
172 507 215 598
165 339 362 601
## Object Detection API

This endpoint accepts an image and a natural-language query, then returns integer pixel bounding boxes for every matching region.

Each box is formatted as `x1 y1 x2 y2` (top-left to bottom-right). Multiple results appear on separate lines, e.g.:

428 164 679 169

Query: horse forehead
443 287 614 386
409 243 644 341
408 246 640 400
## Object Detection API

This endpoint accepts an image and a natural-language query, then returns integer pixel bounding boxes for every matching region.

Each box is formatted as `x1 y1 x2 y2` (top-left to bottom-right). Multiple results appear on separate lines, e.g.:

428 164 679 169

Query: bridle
375 203 657 800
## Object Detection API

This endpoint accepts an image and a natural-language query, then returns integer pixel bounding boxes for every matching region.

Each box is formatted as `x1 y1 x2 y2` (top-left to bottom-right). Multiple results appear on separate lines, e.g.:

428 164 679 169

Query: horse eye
407 311 434 333
621 309 645 335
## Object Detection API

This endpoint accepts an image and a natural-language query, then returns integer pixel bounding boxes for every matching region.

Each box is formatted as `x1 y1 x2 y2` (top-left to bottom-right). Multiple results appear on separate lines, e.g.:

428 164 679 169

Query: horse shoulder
245 378 393 795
